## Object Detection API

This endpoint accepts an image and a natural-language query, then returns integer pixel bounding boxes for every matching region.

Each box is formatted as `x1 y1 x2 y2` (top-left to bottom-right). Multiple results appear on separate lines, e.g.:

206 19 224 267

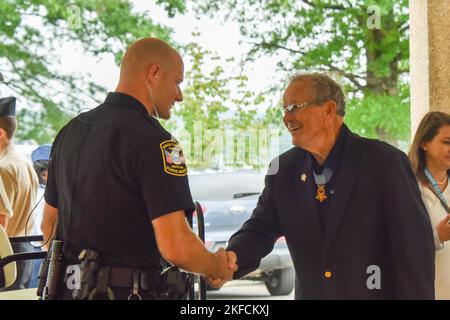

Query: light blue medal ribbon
424 167 449 207
312 167 333 185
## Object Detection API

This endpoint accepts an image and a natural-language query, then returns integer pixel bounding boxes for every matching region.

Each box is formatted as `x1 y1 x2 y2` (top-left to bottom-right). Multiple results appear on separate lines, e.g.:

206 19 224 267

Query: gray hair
289 73 346 116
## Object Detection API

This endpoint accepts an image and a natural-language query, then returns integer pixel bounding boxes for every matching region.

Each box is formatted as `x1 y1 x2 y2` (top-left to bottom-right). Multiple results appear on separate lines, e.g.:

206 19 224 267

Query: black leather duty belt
65 264 162 300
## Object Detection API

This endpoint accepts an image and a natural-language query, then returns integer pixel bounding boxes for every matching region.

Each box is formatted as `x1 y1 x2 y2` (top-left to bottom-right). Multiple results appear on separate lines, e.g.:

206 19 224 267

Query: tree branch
301 0 347 10
249 41 305 55
9 61 98 114
249 41 365 91
316 65 365 91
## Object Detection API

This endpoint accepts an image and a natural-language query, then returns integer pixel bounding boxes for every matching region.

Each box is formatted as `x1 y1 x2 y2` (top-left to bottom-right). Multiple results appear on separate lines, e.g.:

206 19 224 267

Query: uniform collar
309 123 347 174
104 92 149 116
103 92 173 137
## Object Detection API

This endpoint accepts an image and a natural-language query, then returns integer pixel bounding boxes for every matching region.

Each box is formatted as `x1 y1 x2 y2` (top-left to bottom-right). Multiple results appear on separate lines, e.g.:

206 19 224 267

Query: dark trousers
0 242 34 291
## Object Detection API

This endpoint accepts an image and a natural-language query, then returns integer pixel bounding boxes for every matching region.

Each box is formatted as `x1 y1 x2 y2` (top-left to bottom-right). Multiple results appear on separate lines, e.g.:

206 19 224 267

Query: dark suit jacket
228 128 435 299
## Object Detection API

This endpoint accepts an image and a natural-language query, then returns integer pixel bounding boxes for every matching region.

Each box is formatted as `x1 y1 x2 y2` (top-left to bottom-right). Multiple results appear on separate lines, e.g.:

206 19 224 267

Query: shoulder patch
160 140 187 176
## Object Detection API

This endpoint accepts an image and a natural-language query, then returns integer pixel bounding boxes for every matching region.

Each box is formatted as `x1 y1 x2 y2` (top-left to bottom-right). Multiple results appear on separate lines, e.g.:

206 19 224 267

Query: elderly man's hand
206 250 238 289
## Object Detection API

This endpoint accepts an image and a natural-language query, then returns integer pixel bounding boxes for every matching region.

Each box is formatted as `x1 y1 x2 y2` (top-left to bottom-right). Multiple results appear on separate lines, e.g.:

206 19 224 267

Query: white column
410 0 450 138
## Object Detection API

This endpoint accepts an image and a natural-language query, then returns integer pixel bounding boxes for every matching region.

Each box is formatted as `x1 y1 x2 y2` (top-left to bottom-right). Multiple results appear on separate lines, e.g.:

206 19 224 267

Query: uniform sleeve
383 151 435 299
227 161 282 278
137 138 194 221
0 175 13 217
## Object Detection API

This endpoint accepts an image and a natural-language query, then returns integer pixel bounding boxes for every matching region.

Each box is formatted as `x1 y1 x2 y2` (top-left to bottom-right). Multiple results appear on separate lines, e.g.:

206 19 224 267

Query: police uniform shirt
0 144 39 237
44 92 195 269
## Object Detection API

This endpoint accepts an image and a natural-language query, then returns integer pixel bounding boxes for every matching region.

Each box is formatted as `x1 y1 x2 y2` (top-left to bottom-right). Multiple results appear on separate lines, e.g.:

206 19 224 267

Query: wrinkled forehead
283 79 315 104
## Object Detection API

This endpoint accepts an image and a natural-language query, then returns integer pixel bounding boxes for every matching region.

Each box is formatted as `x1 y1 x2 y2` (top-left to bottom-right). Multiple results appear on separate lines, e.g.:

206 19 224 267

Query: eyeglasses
280 101 312 114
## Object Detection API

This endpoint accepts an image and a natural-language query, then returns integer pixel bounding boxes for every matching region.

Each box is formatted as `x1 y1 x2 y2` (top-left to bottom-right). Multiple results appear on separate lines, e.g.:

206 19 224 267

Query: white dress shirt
419 182 450 299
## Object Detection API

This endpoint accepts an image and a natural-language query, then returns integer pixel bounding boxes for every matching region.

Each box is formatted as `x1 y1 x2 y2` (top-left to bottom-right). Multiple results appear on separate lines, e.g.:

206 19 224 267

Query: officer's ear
147 63 161 85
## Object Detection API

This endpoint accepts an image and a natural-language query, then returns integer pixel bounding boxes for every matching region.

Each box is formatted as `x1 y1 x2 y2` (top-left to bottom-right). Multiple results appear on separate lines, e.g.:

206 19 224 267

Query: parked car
189 171 295 296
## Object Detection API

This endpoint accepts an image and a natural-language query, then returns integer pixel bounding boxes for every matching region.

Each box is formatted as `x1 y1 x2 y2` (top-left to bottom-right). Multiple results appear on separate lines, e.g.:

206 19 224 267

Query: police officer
41 38 237 300
0 96 39 290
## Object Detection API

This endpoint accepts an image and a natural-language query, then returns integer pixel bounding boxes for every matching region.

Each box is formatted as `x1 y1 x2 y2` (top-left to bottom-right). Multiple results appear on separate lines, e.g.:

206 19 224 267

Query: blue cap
31 144 52 163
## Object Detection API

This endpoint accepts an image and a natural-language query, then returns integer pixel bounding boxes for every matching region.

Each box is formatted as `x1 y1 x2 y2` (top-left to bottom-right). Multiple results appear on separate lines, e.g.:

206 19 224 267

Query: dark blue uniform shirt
45 92 194 269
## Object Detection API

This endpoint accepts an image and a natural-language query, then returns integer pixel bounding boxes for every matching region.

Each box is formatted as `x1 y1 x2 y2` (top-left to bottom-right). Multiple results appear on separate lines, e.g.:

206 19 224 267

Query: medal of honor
315 184 327 202
313 167 333 203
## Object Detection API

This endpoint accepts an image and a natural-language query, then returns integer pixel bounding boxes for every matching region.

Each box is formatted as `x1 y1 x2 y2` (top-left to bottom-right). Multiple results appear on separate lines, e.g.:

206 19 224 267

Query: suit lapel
323 131 362 255
293 150 323 239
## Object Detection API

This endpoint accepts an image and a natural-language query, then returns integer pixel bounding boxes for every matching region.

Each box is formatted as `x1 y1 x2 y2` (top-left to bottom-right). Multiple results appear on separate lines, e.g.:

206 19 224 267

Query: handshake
205 248 238 289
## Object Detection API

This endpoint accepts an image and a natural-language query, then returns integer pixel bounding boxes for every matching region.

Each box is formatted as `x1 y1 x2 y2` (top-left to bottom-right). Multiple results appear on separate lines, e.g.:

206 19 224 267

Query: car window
196 197 259 229
188 172 265 201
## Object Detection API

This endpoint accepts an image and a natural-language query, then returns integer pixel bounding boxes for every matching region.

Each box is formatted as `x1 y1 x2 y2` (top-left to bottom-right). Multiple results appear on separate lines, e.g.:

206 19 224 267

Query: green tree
164 38 269 169
191 0 410 145
0 0 184 143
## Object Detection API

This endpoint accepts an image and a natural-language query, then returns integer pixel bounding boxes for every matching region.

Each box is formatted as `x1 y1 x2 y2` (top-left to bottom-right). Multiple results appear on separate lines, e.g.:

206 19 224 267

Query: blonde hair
408 111 450 184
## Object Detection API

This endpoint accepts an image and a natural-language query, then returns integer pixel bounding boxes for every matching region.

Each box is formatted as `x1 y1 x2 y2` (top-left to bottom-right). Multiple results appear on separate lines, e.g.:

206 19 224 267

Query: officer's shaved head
116 38 184 119
120 38 181 80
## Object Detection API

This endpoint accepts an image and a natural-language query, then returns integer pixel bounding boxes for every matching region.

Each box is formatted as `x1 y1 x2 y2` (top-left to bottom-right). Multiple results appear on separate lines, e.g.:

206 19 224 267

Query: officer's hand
214 248 234 279
205 277 227 289
205 250 238 289
437 214 450 242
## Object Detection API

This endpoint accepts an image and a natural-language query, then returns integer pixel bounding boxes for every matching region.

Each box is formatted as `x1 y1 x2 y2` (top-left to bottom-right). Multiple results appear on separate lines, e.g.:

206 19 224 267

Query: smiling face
423 124 450 172
282 79 331 150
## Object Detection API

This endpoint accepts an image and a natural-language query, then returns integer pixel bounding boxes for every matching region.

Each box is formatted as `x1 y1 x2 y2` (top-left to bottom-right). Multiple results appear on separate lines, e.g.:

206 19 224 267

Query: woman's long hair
409 111 450 184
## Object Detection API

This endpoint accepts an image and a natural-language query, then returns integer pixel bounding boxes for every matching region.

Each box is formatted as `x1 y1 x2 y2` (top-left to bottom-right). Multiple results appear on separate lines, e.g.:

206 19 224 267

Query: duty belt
65 265 162 300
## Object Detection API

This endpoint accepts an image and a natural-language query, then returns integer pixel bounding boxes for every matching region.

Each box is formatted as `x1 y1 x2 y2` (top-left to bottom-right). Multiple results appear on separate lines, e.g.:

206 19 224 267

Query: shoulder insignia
160 140 187 176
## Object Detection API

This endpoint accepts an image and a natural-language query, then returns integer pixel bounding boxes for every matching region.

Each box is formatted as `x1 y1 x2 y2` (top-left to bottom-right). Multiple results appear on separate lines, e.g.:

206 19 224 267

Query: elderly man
221 73 435 299
41 38 236 300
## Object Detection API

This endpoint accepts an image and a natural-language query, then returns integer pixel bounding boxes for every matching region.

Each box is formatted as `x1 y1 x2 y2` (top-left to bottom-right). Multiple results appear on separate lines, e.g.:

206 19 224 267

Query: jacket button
324 271 332 279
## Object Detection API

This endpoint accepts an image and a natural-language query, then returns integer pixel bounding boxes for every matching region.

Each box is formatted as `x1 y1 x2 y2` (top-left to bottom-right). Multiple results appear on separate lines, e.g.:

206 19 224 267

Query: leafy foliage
0 0 179 143
163 38 271 169
191 0 411 145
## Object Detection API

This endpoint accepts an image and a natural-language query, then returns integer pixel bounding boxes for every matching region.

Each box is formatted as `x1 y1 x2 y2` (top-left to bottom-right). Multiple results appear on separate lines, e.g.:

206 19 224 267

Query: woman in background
409 111 450 299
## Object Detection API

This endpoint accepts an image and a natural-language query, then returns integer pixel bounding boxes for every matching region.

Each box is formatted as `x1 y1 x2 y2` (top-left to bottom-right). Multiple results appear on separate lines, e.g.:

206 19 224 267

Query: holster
157 266 191 300
71 249 100 300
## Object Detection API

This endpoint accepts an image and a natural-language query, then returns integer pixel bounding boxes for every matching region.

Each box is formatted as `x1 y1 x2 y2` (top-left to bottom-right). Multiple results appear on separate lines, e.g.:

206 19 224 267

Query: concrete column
410 0 450 137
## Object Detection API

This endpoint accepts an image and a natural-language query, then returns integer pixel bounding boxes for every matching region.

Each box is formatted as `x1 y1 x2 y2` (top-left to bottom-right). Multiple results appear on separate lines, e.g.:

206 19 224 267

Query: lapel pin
300 173 307 182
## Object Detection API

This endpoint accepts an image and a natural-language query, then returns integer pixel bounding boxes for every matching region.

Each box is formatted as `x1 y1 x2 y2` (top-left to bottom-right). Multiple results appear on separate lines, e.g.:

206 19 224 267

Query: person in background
409 111 450 299
0 96 39 290
28 144 52 288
